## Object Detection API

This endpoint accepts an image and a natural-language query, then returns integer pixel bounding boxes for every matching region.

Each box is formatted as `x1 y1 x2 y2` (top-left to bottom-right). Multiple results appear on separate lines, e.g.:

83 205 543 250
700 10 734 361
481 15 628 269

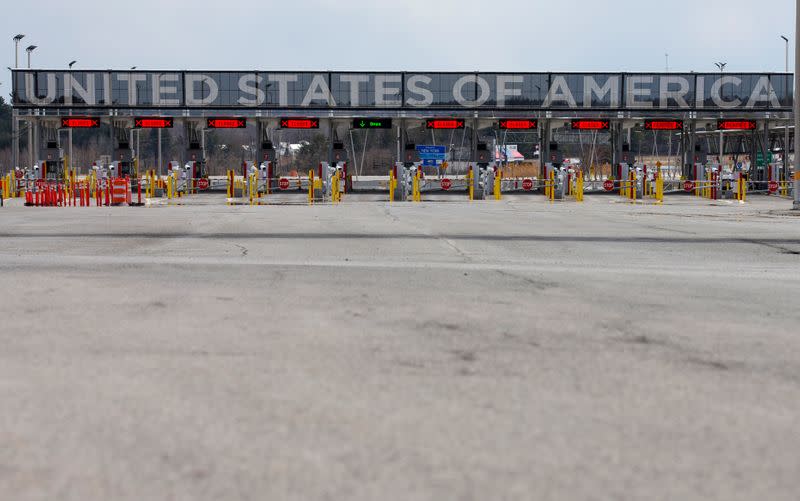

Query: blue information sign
416 145 447 160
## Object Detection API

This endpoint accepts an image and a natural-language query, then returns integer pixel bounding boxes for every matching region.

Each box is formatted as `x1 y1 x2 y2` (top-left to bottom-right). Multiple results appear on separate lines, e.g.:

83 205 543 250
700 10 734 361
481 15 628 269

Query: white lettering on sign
24 73 56 105
340 74 369 106
695 76 705 108
496 75 523 107
11 71 792 111
626 76 653 108
584 76 620 108
746 76 781 108
302 75 335 107
544 76 576 107
375 74 402 106
65 73 95 106
406 75 433 107
267 74 298 107
185 74 219 106
453 75 490 107
116 73 147 105
659 76 690 108
238 74 265 106
153 73 180 106
710 76 742 109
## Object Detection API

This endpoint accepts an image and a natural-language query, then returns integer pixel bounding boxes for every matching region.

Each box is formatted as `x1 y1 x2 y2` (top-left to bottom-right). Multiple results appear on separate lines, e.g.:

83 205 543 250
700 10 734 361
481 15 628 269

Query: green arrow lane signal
352 118 392 129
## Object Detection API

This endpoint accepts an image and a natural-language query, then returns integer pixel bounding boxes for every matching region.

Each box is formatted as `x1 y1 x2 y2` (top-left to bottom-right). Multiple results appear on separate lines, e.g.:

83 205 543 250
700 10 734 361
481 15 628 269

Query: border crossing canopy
11 70 793 113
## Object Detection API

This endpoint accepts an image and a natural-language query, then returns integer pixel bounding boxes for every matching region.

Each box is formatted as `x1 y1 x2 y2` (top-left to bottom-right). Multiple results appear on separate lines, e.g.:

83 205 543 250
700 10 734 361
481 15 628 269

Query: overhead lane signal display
280 117 320 129
352 118 393 129
498 119 538 130
134 117 174 129
426 119 465 130
571 119 610 130
207 117 247 129
61 117 100 128
717 119 757 130
644 120 683 131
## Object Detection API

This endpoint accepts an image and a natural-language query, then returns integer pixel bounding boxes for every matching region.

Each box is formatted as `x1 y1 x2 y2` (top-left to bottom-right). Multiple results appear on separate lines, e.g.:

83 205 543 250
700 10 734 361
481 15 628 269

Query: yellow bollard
576 171 584 202
494 170 501 200
308 170 314 205
656 168 664 204
468 166 474 201
549 170 555 201
389 169 395 202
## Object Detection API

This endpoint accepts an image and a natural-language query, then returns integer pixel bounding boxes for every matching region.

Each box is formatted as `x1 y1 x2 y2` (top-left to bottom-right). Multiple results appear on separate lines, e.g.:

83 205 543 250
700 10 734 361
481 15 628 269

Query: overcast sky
2 0 796 76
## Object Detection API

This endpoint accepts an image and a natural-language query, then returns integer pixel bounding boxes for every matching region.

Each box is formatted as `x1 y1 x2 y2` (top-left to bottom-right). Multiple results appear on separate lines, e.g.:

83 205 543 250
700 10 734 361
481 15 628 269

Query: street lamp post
13 34 24 68
715 62 727 165
25 45 38 168
25 45 37 69
68 61 77 173
782 36 791 185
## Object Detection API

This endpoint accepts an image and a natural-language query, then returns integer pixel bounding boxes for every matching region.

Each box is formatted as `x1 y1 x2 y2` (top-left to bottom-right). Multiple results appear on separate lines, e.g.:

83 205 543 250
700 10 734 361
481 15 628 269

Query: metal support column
687 121 696 179
28 118 34 168
33 118 39 168
471 118 481 199
795 0 800 208
785 117 792 183
12 112 19 172
540 120 550 173
764 120 771 183
750 127 759 182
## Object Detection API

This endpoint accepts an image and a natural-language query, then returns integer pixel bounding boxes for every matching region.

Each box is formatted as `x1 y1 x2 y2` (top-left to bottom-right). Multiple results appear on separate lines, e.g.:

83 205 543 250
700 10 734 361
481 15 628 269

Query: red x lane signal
280 118 320 129
426 119 465 129
134 117 174 129
717 120 757 131
571 119 610 130
499 119 538 130
61 117 100 128
644 120 683 131
207 117 247 129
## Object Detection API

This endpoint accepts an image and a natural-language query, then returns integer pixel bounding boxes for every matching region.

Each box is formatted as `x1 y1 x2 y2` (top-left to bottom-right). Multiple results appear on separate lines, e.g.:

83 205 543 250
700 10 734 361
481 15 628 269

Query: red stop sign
522 178 533 191
441 178 452 190
279 178 290 190
684 180 695 192
768 180 779 193
197 178 210 190
603 179 614 191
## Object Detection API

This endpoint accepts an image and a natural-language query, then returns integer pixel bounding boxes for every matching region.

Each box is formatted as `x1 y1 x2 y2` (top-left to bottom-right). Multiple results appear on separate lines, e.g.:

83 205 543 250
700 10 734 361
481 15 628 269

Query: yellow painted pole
389 169 395 202
308 170 314 204
549 170 555 201
468 166 474 201
742 175 747 202
656 168 664 204
494 170 501 200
